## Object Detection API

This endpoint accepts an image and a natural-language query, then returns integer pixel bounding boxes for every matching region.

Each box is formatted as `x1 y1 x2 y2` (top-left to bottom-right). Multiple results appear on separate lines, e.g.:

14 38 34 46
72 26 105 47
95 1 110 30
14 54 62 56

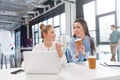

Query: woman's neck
44 40 52 49
81 34 85 40
78 33 85 40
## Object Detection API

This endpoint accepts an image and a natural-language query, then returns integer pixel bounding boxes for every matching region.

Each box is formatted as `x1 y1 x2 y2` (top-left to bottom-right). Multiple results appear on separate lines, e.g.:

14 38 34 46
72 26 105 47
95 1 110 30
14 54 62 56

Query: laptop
104 61 120 67
23 51 61 74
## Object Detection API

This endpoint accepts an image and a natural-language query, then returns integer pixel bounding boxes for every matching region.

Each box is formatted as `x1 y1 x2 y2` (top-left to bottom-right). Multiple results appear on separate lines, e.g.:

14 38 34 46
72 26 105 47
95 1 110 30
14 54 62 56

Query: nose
54 33 56 38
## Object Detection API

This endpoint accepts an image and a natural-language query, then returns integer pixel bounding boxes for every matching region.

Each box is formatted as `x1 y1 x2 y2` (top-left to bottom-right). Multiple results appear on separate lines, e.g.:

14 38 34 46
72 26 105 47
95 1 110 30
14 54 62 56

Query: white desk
0 62 120 80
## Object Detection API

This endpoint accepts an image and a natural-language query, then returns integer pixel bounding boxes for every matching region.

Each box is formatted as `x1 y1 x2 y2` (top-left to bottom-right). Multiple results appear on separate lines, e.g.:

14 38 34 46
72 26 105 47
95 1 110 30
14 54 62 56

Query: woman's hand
55 42 63 50
55 42 63 57
75 44 86 57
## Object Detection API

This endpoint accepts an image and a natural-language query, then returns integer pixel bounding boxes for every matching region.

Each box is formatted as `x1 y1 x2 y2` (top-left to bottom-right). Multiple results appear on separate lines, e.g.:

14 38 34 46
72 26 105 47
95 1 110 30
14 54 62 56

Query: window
43 20 47 25
32 25 35 45
54 27 60 41
34 31 39 44
34 24 39 32
96 0 116 44
54 15 60 26
84 1 95 31
99 14 115 42
96 0 115 15
38 22 43 44
117 0 120 26
83 1 96 43
15 31 21 48
48 18 53 25
60 13 66 34
32 13 66 44
53 15 60 41
32 24 39 45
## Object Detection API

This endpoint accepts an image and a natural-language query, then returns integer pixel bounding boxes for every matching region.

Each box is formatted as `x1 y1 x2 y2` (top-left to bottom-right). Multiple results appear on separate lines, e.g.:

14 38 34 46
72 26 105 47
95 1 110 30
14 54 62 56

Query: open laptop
23 51 61 74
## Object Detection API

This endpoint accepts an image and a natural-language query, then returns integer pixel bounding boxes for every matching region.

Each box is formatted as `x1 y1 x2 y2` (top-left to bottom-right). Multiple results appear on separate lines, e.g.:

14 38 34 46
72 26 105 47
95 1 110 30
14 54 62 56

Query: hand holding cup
75 38 82 46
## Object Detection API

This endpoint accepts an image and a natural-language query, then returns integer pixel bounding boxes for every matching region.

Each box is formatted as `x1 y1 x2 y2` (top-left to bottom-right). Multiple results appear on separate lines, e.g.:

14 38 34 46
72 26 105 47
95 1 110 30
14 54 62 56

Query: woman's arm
55 42 67 64
70 38 81 62
55 42 63 57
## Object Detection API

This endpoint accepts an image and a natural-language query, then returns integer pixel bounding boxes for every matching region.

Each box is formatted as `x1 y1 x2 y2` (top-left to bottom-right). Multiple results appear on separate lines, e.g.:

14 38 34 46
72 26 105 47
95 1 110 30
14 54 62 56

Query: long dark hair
73 18 95 55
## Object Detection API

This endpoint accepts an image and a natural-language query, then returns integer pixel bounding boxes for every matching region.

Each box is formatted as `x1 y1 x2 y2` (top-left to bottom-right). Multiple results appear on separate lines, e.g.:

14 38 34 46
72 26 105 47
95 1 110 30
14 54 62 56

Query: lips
76 33 80 36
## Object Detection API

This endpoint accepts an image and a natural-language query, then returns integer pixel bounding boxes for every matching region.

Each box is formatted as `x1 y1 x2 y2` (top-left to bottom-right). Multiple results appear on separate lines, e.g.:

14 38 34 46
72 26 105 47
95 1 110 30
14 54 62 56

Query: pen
99 63 107 67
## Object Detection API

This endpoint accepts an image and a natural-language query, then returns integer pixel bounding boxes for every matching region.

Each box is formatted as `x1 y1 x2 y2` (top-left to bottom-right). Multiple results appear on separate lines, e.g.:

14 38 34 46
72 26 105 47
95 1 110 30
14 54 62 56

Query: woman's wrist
57 49 63 57
82 51 86 57
75 52 79 58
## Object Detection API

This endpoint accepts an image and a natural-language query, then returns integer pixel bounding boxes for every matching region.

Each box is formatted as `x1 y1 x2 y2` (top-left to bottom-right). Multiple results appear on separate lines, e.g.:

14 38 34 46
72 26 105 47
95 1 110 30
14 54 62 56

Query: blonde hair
40 23 52 38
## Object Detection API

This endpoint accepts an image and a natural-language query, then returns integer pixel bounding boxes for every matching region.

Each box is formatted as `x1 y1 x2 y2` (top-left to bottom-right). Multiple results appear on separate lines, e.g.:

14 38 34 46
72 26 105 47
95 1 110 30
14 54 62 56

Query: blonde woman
32 24 67 65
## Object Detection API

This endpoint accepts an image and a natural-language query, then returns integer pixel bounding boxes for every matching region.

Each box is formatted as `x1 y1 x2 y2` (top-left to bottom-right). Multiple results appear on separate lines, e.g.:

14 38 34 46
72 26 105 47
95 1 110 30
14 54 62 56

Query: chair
65 48 72 63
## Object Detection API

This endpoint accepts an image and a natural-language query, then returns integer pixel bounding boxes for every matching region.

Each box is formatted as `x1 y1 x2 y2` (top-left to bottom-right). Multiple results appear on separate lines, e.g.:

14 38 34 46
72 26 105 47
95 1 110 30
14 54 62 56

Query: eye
73 26 76 29
73 27 75 29
77 25 80 28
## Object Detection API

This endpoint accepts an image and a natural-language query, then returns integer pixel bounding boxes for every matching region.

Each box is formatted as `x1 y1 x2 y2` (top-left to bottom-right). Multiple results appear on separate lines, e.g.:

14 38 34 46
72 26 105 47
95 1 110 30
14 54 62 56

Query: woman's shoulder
70 37 76 42
32 43 44 50
83 36 91 44
84 36 90 40
34 43 43 47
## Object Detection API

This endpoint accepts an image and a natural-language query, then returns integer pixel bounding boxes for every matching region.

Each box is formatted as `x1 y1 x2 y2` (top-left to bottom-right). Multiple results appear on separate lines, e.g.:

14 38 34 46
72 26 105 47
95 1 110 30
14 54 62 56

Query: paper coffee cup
75 38 82 46
88 56 96 69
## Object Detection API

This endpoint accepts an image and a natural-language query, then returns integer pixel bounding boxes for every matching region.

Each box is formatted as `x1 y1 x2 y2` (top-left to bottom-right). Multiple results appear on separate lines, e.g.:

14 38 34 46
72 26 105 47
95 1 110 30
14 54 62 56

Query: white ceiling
0 0 74 30
0 0 48 30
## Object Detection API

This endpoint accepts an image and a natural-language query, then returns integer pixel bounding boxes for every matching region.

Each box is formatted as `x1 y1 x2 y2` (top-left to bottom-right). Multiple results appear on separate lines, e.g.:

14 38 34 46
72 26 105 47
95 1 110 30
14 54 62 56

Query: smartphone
11 69 24 74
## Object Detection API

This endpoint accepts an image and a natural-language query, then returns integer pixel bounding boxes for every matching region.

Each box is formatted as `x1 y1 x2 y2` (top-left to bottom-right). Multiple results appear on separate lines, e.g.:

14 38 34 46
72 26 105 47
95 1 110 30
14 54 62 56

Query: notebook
23 51 60 74
104 61 120 67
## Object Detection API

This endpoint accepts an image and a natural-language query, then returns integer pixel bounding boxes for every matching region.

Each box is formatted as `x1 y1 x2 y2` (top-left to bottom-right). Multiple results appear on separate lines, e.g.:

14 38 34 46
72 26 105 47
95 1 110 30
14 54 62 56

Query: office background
0 0 120 68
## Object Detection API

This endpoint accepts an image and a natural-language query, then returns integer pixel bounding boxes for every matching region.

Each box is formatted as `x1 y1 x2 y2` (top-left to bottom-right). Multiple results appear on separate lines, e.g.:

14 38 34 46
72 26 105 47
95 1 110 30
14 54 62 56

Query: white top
32 42 67 65
32 42 56 51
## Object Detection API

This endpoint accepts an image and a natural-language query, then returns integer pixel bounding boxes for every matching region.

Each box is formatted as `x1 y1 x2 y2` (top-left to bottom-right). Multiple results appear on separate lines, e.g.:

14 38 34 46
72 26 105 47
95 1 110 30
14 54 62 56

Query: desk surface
0 61 120 80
